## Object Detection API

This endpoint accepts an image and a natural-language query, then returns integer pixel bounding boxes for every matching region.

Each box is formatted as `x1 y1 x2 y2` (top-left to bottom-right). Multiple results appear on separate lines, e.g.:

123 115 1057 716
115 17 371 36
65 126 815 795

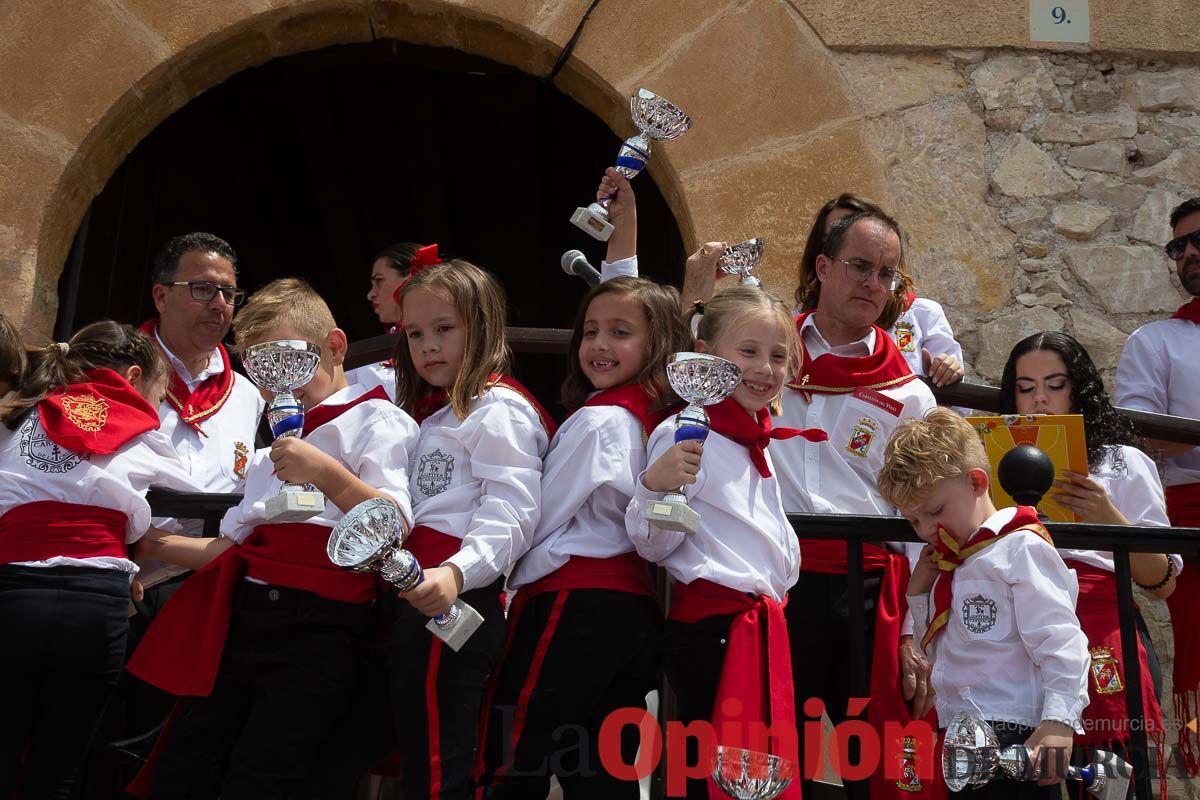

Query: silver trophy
644 353 742 534
571 88 692 241
942 713 1129 799
711 746 795 800
242 339 325 521
328 497 483 651
719 238 765 288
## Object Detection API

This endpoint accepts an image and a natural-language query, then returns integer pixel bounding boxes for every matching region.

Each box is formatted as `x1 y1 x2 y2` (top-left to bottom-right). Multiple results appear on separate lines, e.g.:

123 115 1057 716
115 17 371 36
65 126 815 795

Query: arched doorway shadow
62 40 686 411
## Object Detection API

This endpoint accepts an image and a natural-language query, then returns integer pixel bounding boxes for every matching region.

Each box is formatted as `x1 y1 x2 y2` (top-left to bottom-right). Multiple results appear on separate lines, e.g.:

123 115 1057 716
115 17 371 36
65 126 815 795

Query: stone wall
840 50 1195 386
842 50 1196 798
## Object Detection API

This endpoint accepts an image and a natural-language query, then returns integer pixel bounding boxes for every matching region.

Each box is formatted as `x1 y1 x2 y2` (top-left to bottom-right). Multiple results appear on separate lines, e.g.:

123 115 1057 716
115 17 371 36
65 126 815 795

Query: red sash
520 552 654 600
797 540 892 575
922 507 1049 651
1166 482 1200 776
1171 297 1200 324
868 554 945 799
669 579 800 800
707 397 827 478
37 368 160 455
0 501 128 562
583 382 676 440
787 313 917 399
404 524 463 568
1065 561 1166 753
127 523 374 698
302 385 390 437
139 319 235 435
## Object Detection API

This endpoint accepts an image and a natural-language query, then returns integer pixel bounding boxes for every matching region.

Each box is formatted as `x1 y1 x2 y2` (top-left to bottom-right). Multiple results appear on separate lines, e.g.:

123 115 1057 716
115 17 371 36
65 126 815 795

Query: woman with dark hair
999 331 1177 777
795 193 965 386
348 241 442 401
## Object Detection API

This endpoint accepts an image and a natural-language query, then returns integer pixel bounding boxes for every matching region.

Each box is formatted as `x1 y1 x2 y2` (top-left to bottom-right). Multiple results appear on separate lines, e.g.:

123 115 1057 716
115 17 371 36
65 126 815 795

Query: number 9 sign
1030 0 1089 44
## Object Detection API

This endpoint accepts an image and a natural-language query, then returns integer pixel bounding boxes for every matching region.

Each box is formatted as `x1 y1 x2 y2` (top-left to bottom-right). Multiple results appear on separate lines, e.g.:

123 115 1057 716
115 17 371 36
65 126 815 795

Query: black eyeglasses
1165 230 1200 260
161 281 246 306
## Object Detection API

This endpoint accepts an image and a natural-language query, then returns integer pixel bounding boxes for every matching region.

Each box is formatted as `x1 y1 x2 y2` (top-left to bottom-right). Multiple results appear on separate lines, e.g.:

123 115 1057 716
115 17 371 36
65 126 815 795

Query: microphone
561 250 601 287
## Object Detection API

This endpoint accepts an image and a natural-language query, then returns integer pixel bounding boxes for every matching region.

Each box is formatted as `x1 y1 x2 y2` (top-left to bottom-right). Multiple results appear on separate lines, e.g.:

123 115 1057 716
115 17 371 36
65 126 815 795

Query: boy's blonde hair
878 408 989 510
392 260 511 421
684 285 800 415
232 278 337 351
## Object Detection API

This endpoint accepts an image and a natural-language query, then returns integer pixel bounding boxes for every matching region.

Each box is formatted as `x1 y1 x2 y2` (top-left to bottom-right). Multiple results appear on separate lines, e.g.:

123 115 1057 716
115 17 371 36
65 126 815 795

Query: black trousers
314 579 507 800
150 582 371 800
786 569 883 800
947 722 1061 800
477 588 661 799
661 613 737 800
0 564 130 800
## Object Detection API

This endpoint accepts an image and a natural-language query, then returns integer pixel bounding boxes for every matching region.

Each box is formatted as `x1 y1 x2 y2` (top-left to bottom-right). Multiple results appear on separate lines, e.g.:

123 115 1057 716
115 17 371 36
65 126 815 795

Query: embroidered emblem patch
233 441 249 481
416 448 454 497
896 736 923 792
894 321 916 353
961 594 997 634
60 392 108 431
1089 646 1124 694
19 416 85 474
845 416 879 459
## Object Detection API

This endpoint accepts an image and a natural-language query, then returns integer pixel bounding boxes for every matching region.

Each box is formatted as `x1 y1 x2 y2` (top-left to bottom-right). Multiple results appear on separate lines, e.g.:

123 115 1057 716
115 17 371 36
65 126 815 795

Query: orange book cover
966 414 1089 522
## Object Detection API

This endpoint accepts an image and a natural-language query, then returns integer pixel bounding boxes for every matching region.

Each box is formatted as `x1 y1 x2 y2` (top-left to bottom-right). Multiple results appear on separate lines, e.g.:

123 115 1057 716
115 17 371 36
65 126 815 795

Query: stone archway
0 0 888 335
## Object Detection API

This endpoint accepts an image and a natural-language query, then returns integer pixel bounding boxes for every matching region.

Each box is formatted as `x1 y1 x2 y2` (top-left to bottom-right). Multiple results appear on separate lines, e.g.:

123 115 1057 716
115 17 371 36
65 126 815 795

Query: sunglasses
1165 230 1200 260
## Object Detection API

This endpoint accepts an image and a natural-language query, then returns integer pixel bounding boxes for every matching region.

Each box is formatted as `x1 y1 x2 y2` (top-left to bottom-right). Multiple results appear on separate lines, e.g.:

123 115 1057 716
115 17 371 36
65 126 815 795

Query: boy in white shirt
878 409 1089 798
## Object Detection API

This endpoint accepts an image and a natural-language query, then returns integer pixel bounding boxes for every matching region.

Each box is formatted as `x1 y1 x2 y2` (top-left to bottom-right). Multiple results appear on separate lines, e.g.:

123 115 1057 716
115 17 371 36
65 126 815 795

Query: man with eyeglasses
1116 197 1200 766
771 210 938 800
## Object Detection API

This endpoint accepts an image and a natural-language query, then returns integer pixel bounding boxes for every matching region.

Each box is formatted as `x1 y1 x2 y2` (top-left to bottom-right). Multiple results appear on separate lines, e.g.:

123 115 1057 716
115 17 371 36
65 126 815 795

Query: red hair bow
392 243 442 305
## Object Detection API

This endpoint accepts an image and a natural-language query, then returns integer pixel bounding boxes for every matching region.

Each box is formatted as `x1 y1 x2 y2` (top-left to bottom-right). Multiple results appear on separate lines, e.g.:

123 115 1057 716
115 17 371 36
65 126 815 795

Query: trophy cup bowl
719 238 766 288
242 339 325 521
571 87 692 241
328 498 483 651
941 713 1130 799
643 353 742 534
711 746 795 800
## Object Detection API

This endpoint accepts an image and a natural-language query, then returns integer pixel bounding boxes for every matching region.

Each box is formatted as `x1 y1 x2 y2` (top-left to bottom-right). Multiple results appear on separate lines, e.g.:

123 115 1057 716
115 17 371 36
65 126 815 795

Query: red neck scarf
583 382 676 439
139 319 234 435
706 396 827 477
921 506 1049 650
301 385 390 437
904 291 917 312
37 368 160 455
787 312 916 400
1172 297 1200 324
412 374 558 438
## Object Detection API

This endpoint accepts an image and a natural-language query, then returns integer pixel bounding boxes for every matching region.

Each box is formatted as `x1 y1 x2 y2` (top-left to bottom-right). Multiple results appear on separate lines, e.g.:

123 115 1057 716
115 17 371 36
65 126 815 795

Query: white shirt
1057 444 1183 574
510 404 647 588
625 418 799 602
1115 318 1200 487
409 386 549 593
908 507 1090 731
220 384 418 543
887 297 963 378
154 330 265 494
0 412 204 575
346 362 397 402
774 315 937 517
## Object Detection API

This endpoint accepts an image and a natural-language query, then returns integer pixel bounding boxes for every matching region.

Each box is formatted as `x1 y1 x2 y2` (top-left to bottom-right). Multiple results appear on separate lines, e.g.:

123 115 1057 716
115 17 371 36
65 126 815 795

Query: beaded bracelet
1135 558 1175 591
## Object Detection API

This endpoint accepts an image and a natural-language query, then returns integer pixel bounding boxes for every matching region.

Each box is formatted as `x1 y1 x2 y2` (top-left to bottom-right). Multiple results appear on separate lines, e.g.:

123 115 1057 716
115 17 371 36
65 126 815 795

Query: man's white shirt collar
799 313 875 359
155 328 223 390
